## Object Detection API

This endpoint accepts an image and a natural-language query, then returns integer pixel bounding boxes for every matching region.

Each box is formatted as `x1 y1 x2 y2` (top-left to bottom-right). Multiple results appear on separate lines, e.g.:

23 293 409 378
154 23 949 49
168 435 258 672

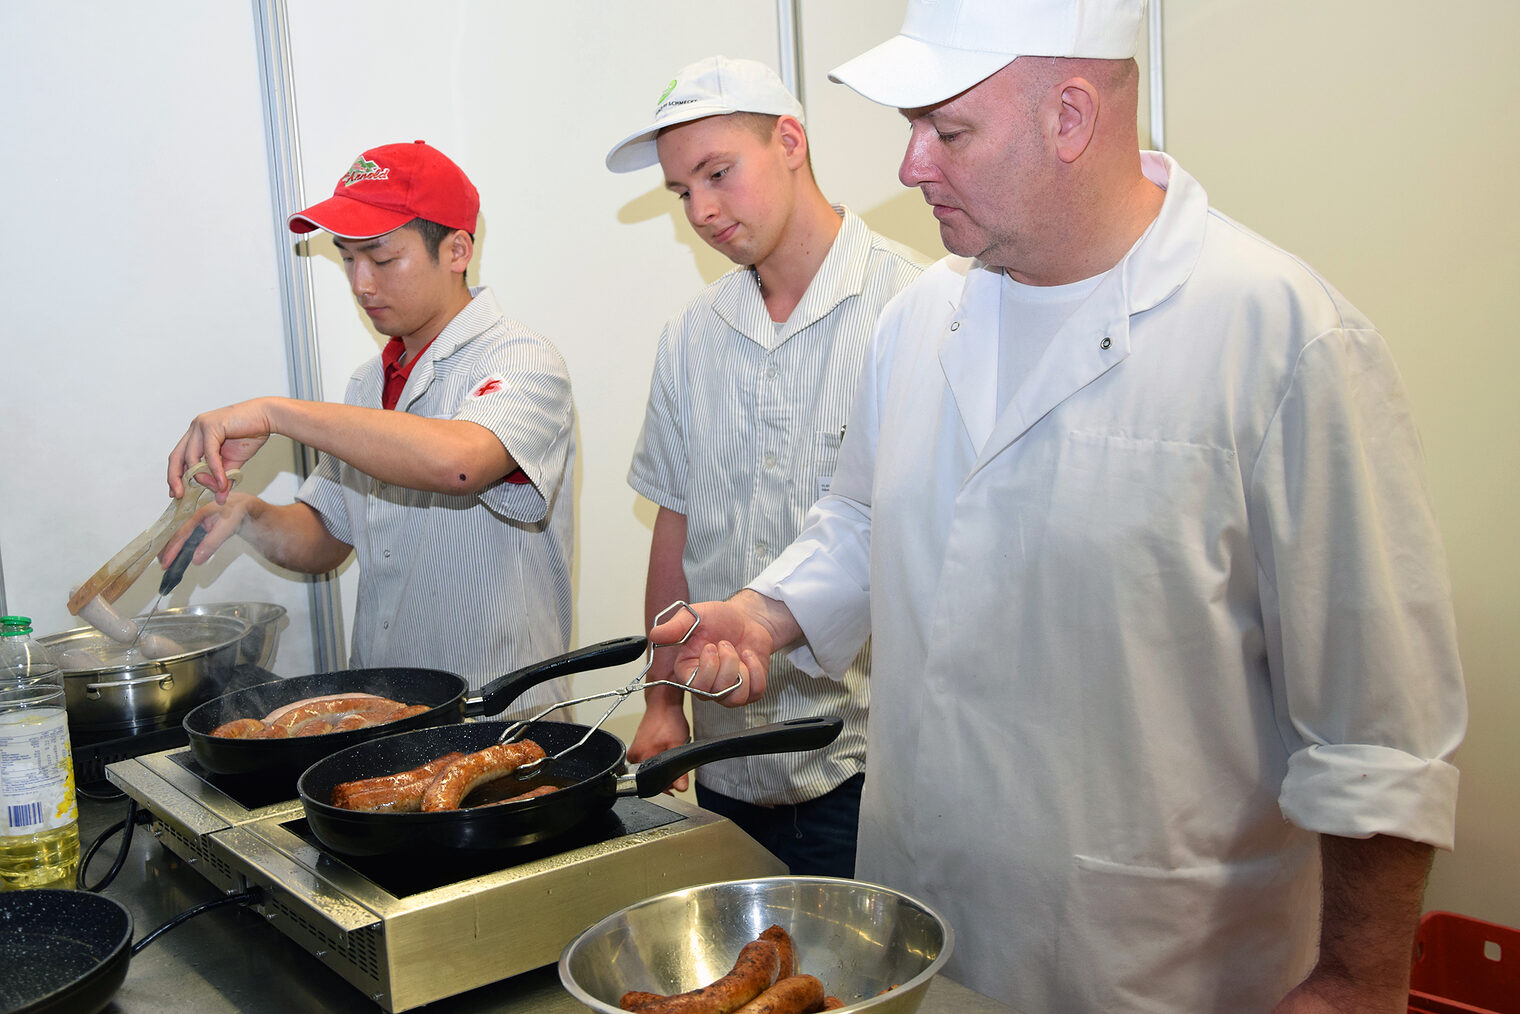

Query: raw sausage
623 939 780 1014
331 752 466 812
731 975 825 1014
271 694 404 729
329 702 419 732
420 741 548 812
759 925 796 980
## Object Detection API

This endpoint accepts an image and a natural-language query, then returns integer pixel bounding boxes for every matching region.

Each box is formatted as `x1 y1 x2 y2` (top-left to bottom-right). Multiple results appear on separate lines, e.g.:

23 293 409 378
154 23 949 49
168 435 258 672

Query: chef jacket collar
712 206 872 350
938 152 1207 462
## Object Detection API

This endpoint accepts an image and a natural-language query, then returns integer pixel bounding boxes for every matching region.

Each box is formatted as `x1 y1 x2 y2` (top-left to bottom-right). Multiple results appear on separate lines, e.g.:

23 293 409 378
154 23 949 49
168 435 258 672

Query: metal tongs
498 601 744 777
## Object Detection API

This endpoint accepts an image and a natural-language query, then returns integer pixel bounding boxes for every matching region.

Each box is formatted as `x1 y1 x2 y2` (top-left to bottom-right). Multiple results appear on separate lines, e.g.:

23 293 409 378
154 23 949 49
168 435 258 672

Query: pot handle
470 635 649 716
85 668 173 693
629 716 843 797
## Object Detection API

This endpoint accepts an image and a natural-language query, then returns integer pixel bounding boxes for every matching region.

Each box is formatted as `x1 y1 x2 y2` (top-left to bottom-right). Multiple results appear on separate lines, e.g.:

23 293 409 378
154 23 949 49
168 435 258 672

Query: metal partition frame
251 0 345 673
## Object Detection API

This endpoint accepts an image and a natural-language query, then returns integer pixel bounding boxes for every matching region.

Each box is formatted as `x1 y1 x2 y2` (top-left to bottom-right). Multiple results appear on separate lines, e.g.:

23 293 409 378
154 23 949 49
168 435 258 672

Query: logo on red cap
341 156 391 187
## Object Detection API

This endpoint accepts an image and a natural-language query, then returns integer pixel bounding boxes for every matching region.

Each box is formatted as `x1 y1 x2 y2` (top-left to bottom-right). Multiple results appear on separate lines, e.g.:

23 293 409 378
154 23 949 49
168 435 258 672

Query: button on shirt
628 208 928 805
298 287 576 713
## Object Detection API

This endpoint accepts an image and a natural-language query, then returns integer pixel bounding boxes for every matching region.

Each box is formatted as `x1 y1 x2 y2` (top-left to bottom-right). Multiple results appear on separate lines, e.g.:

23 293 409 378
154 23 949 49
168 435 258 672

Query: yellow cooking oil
0 706 81 891
0 823 80 890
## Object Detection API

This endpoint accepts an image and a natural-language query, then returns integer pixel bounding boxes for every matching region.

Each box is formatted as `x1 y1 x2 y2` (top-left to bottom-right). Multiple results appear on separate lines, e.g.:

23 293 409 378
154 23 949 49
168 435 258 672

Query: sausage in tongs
420 741 548 812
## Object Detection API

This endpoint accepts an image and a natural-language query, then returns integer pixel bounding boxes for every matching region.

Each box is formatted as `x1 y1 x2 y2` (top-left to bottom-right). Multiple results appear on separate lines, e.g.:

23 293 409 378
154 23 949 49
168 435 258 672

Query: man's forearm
242 498 353 574
1311 833 1433 1005
266 397 514 494
644 507 691 708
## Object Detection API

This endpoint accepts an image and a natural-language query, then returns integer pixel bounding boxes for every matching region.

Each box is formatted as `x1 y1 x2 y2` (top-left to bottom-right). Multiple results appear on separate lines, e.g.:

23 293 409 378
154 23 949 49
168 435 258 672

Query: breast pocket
811 429 844 501
1036 429 1245 600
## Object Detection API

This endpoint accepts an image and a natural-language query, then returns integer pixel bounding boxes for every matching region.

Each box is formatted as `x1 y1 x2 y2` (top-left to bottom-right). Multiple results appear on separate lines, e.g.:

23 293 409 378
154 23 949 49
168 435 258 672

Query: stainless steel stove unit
108 747 786 1012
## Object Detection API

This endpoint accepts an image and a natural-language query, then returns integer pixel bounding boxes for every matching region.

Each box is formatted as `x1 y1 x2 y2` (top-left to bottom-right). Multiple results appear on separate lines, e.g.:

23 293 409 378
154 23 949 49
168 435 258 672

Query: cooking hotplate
107 745 787 1012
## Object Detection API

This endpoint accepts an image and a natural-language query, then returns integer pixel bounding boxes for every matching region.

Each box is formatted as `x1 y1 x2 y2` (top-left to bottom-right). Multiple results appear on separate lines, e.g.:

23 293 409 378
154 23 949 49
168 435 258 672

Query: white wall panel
0 1 317 676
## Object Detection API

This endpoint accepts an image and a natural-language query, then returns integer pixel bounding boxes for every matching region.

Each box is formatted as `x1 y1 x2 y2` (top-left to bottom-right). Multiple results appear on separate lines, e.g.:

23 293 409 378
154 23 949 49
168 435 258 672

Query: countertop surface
68 789 1020 1014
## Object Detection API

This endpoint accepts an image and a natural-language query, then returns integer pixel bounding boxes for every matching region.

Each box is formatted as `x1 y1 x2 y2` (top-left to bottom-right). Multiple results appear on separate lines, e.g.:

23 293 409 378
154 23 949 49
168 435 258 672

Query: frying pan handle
474 635 649 715
631 716 844 797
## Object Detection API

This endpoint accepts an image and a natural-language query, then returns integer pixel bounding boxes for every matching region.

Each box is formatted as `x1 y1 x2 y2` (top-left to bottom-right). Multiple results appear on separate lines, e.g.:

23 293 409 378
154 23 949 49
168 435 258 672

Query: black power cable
131 887 265 956
77 798 149 892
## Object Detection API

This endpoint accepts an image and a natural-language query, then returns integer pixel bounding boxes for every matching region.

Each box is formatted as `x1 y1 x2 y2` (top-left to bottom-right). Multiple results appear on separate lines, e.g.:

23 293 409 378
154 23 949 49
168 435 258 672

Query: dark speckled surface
0 888 132 1013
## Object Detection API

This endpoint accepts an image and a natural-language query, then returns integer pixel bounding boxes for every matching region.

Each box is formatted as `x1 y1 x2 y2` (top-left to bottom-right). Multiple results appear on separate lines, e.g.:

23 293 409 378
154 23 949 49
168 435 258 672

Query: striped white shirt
629 209 928 805
297 287 575 715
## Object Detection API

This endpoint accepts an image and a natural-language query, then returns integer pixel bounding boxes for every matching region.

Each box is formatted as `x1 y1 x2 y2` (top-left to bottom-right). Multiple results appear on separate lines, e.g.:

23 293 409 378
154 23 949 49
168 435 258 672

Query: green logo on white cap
658 79 678 105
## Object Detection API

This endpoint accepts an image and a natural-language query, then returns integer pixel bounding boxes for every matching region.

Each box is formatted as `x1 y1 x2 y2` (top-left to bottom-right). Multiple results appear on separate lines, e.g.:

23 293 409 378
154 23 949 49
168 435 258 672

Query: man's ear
1053 77 1100 164
447 229 474 276
777 115 808 169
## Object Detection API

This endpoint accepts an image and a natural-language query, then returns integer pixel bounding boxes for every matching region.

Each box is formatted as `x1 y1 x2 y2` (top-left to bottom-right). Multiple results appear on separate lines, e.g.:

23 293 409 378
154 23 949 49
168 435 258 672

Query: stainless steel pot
154 601 287 668
39 614 249 731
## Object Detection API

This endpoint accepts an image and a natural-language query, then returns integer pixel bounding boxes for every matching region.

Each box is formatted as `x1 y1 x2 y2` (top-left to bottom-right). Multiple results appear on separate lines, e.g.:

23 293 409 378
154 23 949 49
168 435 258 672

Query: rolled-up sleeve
1252 327 1466 848
455 331 574 524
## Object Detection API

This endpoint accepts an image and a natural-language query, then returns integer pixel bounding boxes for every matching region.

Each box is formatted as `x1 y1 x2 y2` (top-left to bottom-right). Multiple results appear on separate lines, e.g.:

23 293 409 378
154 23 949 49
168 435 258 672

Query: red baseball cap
287 140 479 239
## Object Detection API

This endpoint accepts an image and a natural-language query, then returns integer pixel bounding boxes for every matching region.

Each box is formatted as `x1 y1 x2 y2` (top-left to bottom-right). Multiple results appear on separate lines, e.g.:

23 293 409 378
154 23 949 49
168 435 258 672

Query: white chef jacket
298 287 575 714
752 153 1466 1012
628 208 927 805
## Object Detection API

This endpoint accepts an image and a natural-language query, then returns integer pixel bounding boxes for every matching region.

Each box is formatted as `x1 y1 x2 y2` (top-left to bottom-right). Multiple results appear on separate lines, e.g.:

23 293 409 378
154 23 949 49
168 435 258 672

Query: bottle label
0 709 78 835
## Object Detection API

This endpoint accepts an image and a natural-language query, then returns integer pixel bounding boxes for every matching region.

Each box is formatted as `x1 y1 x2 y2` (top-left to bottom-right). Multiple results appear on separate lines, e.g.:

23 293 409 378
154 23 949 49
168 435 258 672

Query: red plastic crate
1408 910 1519 1014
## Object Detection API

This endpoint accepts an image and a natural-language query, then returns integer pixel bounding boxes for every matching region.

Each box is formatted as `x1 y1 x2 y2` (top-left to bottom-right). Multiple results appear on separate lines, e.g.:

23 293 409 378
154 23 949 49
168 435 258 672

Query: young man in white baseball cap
649 3 1466 1011
162 141 578 715
608 56 929 878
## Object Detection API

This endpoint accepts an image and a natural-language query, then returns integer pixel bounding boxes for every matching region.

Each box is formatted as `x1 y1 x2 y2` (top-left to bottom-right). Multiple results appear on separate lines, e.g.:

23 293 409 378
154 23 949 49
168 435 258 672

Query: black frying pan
297 715 843 856
182 635 648 784
0 889 132 1014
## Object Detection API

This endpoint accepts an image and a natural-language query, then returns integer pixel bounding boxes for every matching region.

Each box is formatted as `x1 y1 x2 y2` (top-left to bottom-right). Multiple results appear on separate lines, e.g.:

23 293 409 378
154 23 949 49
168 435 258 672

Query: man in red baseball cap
161 141 577 712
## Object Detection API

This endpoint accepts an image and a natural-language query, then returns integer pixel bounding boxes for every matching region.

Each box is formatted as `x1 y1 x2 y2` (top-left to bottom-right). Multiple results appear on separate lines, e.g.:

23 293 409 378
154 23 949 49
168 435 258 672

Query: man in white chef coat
162 141 576 714
649 1 1468 1011
606 56 928 877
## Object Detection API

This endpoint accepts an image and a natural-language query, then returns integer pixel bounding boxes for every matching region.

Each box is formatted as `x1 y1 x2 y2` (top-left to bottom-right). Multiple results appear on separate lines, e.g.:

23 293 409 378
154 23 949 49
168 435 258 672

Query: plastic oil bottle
0 615 80 889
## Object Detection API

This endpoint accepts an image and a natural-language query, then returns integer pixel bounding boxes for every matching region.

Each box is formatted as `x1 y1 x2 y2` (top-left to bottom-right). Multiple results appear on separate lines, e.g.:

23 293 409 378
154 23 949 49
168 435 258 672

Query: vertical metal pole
251 0 346 672
776 0 804 108
0 542 8 616
1148 0 1166 151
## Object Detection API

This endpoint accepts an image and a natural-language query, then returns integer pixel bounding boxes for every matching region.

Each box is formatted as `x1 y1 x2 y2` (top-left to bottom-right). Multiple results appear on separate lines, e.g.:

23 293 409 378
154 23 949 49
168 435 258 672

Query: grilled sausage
759 925 796 980
331 752 466 812
626 938 780 1014
420 741 548 812
731 974 825 1014
248 723 289 739
820 999 844 1010
211 718 269 739
620 991 664 1011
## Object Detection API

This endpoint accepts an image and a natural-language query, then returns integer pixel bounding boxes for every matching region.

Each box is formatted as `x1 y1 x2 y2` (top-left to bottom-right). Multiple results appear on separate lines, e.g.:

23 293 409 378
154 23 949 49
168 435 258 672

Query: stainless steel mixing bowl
156 601 287 668
559 876 953 1013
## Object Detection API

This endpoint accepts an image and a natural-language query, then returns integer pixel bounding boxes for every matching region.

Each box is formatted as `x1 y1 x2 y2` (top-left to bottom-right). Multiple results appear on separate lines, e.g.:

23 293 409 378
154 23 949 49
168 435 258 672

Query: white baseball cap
606 55 805 173
829 0 1147 109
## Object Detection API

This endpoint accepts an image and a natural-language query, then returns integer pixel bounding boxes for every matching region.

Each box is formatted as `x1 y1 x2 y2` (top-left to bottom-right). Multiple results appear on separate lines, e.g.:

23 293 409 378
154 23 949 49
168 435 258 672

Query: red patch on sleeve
471 377 505 398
